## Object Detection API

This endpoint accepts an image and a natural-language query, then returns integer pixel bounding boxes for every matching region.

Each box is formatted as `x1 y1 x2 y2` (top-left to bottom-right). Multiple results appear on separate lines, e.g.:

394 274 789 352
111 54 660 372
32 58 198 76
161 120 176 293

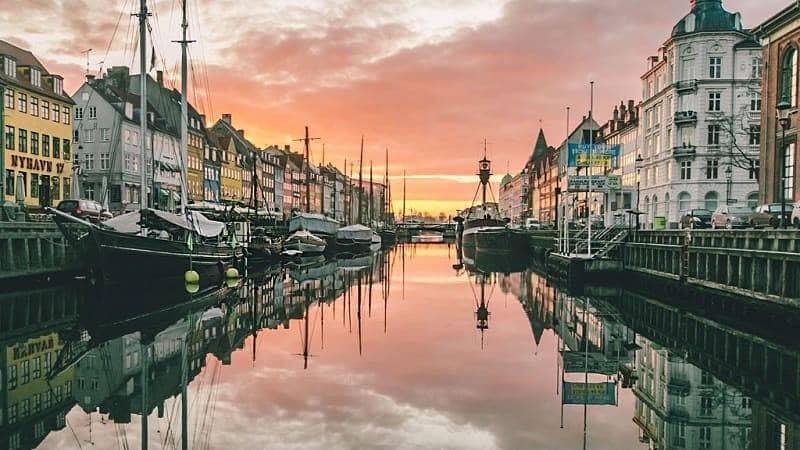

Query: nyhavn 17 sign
567 143 620 167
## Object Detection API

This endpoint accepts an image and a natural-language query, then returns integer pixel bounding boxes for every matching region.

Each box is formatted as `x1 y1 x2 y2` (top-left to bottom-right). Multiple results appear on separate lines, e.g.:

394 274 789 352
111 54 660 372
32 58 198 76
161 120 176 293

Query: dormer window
30 68 41 87
53 77 63 95
3 57 16 78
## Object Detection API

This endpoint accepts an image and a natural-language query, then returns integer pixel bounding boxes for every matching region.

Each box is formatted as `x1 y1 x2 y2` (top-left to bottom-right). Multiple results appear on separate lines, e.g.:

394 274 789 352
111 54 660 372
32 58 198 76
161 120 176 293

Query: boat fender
185 270 200 284
226 267 240 279
185 282 200 294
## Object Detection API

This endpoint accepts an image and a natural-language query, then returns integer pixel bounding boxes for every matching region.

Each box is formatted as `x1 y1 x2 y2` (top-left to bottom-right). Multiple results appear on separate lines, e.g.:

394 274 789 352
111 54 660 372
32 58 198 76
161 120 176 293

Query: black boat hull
474 228 529 255
335 238 372 255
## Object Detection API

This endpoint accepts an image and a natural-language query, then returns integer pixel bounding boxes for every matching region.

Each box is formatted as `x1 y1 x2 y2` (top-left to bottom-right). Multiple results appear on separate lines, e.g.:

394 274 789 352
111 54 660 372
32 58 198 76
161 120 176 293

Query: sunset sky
1 0 787 214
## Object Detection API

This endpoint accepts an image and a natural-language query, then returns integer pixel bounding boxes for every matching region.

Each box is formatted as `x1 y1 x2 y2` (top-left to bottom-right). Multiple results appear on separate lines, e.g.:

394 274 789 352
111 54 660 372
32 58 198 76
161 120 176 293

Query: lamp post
635 153 644 230
725 165 733 206
777 100 792 228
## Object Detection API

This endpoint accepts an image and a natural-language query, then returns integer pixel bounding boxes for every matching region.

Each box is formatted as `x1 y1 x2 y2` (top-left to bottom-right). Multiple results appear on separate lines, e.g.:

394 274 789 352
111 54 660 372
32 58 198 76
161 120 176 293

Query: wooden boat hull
335 238 372 255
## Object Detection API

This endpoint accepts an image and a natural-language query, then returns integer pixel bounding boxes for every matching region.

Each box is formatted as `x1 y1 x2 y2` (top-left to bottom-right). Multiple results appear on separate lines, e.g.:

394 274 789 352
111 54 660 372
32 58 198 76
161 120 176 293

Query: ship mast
137 0 149 213
357 136 364 224
176 0 194 212
478 139 492 218
369 160 374 226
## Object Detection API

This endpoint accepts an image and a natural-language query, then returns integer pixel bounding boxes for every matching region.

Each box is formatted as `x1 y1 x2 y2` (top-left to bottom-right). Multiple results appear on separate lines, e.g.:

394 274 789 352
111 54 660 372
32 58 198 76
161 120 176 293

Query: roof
530 129 549 162
671 0 743 38
0 39 74 104
82 78 177 137
752 3 799 37
500 173 513 187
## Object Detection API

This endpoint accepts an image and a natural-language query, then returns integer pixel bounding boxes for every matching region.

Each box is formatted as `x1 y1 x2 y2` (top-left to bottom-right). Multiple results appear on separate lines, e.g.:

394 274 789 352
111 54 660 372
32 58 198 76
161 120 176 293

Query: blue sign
562 381 617 405
567 143 621 168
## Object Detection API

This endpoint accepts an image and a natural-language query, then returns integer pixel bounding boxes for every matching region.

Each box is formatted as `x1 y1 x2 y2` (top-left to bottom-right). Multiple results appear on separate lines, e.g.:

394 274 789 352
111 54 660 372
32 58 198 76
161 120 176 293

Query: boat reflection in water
3 246 800 449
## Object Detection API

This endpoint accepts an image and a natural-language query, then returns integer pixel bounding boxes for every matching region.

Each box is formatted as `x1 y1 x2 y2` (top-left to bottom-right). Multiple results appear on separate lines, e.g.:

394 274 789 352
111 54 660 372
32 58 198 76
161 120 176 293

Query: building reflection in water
2 246 800 449
465 249 797 450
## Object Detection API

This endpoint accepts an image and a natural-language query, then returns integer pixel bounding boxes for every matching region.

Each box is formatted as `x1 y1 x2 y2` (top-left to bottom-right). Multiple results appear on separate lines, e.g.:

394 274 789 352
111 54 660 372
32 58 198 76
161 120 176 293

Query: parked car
679 209 712 229
525 218 542 230
56 199 112 223
791 203 800 228
710 205 753 229
748 203 791 229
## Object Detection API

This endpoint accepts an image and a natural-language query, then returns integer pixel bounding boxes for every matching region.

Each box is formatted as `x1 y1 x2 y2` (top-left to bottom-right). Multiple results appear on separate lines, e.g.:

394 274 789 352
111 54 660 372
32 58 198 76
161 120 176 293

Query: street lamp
725 165 733 205
635 154 644 229
777 100 792 228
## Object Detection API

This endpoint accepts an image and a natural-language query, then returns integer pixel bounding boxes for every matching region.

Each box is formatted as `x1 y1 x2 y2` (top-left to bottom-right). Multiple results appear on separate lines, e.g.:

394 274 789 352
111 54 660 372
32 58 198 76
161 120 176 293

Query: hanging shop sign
561 351 620 376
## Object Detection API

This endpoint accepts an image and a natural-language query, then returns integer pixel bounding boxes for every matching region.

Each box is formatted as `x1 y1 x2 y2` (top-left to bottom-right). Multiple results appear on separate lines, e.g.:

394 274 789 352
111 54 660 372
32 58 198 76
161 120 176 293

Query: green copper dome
672 0 742 37
500 173 513 187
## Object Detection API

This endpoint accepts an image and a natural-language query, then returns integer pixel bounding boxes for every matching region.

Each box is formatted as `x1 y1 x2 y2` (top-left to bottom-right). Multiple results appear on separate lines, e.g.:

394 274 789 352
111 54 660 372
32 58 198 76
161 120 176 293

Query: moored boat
50 207 240 287
336 224 373 254
283 230 327 255
288 213 339 244
370 231 382 251
457 150 506 249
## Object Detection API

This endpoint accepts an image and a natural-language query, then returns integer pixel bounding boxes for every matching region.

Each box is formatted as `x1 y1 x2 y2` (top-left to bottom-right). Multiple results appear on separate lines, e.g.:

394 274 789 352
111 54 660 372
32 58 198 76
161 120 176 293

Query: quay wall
0 222 80 284
527 229 800 308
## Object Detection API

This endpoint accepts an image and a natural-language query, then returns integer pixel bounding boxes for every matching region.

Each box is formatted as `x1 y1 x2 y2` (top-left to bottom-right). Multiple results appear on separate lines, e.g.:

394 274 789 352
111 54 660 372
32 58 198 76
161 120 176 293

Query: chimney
238 129 245 138
199 114 206 125
222 113 232 125
156 70 163 86
613 106 619 121
285 145 290 151
628 100 635 113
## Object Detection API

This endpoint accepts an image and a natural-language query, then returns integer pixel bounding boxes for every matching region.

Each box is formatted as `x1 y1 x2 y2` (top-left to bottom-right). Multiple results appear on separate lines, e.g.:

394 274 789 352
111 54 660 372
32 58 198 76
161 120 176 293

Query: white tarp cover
336 224 372 241
103 209 225 238
289 213 339 235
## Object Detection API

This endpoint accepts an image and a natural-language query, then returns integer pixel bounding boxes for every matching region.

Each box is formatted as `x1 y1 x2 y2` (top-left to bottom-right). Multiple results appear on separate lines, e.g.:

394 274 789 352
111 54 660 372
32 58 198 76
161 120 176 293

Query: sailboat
285 126 333 254
50 0 238 288
336 136 377 254
378 148 396 245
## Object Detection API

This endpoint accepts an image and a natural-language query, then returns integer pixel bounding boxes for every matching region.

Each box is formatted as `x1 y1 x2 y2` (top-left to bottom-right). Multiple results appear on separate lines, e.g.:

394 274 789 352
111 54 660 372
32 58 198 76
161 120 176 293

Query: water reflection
1 245 798 449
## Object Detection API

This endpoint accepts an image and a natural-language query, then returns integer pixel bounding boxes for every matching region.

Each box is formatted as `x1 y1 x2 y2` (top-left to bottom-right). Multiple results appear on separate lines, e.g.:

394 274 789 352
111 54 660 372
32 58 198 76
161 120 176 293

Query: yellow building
216 133 243 203
1 40 74 208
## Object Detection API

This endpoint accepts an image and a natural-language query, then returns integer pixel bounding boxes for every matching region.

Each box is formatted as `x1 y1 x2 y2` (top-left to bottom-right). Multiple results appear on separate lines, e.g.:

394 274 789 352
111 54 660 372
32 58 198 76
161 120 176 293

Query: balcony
672 144 696 158
675 79 698 93
667 376 691 396
674 110 697 125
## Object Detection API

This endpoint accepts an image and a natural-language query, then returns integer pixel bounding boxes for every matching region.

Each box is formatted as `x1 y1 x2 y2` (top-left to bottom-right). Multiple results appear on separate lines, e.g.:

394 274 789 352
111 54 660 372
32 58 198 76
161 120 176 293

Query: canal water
2 244 796 449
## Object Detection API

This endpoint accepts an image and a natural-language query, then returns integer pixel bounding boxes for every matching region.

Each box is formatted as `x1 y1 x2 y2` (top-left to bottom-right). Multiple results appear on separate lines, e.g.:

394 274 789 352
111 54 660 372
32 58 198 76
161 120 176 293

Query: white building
638 0 761 228
498 169 528 225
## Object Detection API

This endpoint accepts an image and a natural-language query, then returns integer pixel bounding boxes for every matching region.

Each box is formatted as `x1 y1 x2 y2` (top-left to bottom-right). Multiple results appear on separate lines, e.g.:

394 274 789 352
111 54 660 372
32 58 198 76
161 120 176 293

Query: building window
42 134 50 157
678 192 691 212
751 57 762 79
52 104 60 123
53 137 60 158
63 106 70 124
699 426 712 449
101 128 111 141
706 159 719 179
4 57 16 77
8 404 17 425
52 176 60 201
63 140 71 160
73 129 79 143
17 92 26 113
782 48 799 106
749 125 761 146
31 96 38 116
100 152 110 170
20 360 29 384
30 68 41 87
84 153 95 170
31 174 39 198
4 125 13 150
88 106 97 119
32 356 41 379
785 143 795 201
64 177 70 199
30 132 39 155
42 100 49 120
5 88 14 109
75 107 84 120
83 129 95 142
680 160 692 179
749 160 759 180
18 129 27 152
705 191 719 210
708 92 721 111
750 92 761 112
709 57 721 79
707 124 721 146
